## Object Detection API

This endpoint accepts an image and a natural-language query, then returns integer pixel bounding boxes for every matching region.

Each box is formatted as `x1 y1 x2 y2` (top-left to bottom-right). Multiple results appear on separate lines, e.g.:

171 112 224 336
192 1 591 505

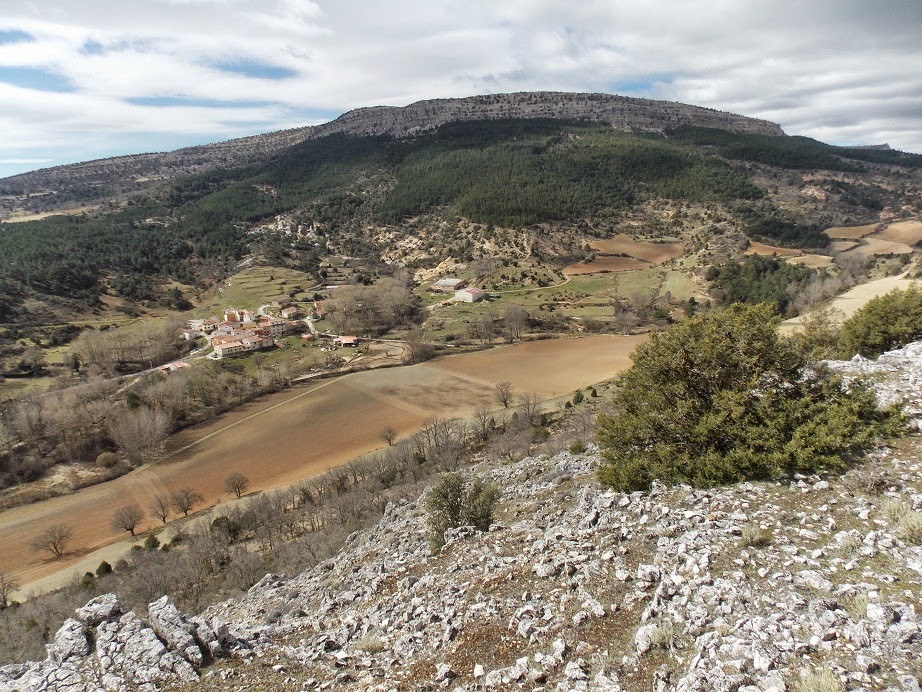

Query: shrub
95 561 113 577
572 389 584 405
597 303 904 492
78 572 96 591
95 452 119 469
569 439 587 455
426 473 501 554
838 286 922 358
143 534 161 551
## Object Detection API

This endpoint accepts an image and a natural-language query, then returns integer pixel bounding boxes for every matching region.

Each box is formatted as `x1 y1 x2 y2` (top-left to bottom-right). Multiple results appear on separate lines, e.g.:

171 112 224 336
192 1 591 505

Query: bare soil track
1 335 644 592
745 242 799 257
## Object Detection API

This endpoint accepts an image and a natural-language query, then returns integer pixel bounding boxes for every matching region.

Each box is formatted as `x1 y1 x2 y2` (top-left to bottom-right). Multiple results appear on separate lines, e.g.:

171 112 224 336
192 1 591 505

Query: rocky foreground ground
3 342 922 691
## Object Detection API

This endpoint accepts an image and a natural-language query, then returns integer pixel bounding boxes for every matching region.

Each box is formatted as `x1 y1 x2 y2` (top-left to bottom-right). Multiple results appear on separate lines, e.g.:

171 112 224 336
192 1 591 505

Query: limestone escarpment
314 92 785 140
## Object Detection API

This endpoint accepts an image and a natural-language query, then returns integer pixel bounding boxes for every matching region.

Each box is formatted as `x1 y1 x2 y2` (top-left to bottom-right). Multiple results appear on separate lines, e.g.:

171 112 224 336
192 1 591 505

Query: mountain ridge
0 91 782 219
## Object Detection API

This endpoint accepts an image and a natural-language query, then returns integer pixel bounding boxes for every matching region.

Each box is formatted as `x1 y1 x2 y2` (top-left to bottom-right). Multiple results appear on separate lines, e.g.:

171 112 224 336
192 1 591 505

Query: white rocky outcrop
825 340 922 429
0 594 250 691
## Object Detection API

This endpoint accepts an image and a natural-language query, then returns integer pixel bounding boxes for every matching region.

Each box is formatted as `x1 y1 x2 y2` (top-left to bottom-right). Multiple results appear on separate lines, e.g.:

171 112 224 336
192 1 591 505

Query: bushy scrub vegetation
597 304 903 492
706 255 816 314
746 217 829 248
426 472 501 554
838 286 922 358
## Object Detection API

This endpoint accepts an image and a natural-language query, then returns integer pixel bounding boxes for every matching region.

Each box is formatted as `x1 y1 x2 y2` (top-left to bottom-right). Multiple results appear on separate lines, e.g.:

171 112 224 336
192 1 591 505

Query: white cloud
1 0 921 178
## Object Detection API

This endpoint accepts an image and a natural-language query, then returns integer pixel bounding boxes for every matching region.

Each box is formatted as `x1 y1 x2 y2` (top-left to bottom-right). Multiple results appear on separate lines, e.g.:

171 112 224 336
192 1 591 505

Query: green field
192 266 319 318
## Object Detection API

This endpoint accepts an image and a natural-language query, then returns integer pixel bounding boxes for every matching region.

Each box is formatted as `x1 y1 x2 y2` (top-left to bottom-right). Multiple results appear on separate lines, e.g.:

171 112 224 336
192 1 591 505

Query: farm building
334 335 359 347
253 316 298 337
455 287 485 303
223 308 253 323
212 331 274 359
431 277 468 293
280 306 300 319
188 317 218 333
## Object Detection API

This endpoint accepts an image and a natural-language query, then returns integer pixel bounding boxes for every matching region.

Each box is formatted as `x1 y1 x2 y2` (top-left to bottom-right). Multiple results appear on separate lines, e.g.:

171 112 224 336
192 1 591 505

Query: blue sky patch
0 66 74 92
611 74 675 96
0 29 33 45
81 39 105 55
213 60 298 79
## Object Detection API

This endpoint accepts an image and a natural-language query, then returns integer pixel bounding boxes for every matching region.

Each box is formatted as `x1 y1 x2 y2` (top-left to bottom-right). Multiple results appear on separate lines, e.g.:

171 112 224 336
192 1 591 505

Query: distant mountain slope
0 92 782 218
0 126 316 217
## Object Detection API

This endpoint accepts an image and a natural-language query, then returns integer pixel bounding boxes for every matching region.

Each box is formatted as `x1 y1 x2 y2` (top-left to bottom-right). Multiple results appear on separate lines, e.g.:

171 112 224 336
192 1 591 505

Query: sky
1 0 921 179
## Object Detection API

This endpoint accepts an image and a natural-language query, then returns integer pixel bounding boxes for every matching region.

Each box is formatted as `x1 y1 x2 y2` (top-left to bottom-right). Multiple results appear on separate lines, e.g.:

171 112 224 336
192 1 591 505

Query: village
173 274 486 366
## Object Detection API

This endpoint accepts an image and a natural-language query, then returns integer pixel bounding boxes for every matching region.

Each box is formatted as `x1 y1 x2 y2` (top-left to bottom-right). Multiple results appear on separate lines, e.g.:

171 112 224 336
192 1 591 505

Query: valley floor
2 335 643 595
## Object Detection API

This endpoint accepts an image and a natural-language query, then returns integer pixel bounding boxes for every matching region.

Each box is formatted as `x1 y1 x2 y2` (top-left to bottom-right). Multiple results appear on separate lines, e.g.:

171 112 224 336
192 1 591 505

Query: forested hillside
2 115 920 325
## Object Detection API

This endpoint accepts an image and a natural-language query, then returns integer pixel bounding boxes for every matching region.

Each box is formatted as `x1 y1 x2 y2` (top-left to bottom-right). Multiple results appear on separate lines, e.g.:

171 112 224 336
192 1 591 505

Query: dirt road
2 335 645 593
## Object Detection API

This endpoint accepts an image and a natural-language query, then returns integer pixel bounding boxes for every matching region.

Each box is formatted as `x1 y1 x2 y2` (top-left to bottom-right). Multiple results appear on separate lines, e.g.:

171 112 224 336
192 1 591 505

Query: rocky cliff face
313 92 784 140
4 342 922 691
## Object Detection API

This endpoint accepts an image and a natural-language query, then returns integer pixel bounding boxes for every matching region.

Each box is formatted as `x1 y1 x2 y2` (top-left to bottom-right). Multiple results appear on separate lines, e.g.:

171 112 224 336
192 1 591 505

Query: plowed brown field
845 237 913 257
563 256 648 275
588 235 684 263
786 254 833 268
1 335 645 591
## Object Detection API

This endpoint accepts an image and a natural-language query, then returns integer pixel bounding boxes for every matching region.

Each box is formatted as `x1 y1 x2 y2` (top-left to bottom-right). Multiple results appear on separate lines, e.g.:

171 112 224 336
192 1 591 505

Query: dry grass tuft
898 511 922 544
739 523 773 548
881 497 911 524
797 664 843 692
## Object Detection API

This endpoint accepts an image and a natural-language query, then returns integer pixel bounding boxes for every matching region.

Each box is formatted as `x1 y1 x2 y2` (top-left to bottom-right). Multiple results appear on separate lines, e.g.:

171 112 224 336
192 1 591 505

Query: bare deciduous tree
472 406 493 442
150 495 171 524
223 473 250 499
172 488 204 517
504 304 528 342
517 392 542 427
495 381 514 409
30 524 73 558
112 504 145 536
0 572 18 608
379 426 397 446
405 326 433 364
107 406 172 464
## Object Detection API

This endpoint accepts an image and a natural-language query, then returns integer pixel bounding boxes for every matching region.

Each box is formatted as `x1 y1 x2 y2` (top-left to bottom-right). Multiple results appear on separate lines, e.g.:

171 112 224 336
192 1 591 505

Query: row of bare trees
30 475 251 560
